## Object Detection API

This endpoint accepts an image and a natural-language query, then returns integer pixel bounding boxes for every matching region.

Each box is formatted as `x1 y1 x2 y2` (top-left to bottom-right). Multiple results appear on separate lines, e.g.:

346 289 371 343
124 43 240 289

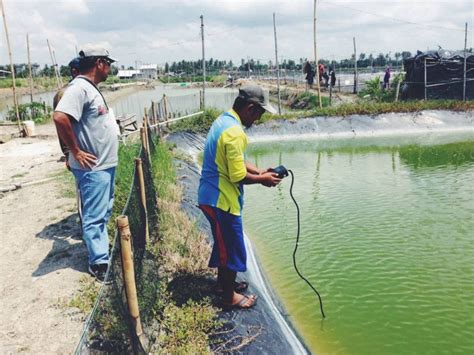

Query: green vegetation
288 92 331 110
170 108 222 133
358 73 405 102
67 138 220 353
6 102 53 123
167 99 474 134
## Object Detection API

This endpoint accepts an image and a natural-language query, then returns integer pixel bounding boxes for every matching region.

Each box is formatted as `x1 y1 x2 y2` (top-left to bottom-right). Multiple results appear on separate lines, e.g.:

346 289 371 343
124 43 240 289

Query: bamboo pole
463 22 468 101
116 215 146 347
47 39 61 90
313 0 322 108
273 12 282 115
200 15 206 109
424 57 427 100
134 159 149 244
26 33 34 104
52 49 63 87
353 37 358 94
142 110 151 161
1 0 21 129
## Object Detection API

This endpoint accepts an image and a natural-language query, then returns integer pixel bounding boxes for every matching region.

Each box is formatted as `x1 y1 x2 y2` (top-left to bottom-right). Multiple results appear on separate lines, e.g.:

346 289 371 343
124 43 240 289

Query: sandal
222 294 257 311
214 281 249 295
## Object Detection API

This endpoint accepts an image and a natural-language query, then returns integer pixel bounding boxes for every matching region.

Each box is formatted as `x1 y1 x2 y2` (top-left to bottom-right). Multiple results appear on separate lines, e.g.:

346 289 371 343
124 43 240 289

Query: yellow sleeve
223 127 247 183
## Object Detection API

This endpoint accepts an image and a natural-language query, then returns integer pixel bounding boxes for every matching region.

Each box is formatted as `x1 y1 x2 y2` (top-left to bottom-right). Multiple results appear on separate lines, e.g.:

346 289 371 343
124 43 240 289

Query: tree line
0 51 412 79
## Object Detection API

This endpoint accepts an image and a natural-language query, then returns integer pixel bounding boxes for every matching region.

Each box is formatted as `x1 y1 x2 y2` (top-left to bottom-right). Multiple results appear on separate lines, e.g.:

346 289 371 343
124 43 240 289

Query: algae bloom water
243 133 474 354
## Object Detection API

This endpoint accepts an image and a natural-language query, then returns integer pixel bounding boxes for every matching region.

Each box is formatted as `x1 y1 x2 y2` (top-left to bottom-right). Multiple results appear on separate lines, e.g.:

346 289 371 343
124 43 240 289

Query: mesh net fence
74 126 159 354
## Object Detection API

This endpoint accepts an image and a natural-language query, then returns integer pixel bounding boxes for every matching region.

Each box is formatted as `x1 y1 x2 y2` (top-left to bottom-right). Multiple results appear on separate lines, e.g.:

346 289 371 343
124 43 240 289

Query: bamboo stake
140 127 149 164
273 12 281 115
26 33 34 104
200 15 206 109
1 0 21 130
353 37 358 94
116 216 146 347
463 22 467 101
142 110 151 162
134 159 149 244
47 39 61 90
424 57 427 100
52 49 63 87
313 0 322 108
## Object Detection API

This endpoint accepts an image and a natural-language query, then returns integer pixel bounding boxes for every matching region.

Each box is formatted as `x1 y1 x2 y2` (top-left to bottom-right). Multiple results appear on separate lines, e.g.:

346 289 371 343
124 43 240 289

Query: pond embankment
167 109 473 353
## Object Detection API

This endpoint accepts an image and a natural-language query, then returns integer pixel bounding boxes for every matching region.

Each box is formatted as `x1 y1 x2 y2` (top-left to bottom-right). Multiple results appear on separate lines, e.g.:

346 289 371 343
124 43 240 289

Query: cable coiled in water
288 169 326 319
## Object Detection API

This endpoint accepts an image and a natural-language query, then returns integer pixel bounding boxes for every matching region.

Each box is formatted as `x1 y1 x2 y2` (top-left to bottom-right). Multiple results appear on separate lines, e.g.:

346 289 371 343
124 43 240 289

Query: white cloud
1 0 472 67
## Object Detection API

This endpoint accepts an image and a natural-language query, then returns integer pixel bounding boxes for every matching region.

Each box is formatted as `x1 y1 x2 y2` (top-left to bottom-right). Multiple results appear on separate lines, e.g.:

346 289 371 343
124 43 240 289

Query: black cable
288 169 326 319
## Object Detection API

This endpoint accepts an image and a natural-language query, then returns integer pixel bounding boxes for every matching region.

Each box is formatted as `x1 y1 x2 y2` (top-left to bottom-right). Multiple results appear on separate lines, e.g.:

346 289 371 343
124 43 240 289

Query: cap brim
262 103 278 115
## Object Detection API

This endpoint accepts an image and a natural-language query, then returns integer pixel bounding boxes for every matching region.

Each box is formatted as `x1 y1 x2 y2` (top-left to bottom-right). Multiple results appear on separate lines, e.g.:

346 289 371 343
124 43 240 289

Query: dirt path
0 123 88 353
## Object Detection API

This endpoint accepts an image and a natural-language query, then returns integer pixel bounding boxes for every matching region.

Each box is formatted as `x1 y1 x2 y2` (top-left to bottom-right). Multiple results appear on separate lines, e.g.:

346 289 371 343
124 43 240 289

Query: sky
1 0 473 68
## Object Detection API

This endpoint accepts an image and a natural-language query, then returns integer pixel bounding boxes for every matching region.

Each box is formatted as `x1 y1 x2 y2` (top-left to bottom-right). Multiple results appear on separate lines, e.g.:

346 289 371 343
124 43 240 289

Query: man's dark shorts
199 205 247 272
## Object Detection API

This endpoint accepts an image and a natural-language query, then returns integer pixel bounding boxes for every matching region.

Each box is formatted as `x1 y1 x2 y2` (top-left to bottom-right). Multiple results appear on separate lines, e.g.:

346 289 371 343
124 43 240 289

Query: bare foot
223 292 257 310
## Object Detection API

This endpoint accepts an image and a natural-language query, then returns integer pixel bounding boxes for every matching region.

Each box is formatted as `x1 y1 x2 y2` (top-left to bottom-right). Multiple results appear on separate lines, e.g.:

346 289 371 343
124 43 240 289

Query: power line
326 3 472 33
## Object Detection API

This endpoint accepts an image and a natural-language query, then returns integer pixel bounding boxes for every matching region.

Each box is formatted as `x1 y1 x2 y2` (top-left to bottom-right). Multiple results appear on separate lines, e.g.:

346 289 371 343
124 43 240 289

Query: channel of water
242 132 474 354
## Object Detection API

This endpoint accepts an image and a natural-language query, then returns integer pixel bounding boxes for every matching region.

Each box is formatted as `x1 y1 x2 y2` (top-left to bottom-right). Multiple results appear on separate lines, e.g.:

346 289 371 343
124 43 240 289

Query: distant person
383 67 391 90
53 57 83 222
198 84 281 309
329 66 336 88
53 57 82 167
303 60 315 89
318 63 325 83
322 70 329 88
53 47 119 283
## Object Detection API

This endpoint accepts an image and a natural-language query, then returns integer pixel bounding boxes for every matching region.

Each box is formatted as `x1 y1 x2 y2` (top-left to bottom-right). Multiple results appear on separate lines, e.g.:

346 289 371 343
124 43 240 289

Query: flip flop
222 294 258 311
214 281 249 295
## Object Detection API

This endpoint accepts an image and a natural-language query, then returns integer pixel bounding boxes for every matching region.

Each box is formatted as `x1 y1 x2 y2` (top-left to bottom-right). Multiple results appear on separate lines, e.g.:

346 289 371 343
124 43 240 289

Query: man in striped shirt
198 84 281 309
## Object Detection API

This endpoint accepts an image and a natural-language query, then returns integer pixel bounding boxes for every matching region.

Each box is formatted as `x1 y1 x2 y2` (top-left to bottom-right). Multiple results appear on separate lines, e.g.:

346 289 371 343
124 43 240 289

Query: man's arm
241 171 281 187
245 161 271 175
53 111 97 169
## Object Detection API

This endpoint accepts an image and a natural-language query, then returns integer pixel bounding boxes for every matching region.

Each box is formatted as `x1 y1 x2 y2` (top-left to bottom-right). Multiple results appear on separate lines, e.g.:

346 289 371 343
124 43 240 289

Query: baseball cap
78 47 116 63
238 84 277 114
68 57 81 69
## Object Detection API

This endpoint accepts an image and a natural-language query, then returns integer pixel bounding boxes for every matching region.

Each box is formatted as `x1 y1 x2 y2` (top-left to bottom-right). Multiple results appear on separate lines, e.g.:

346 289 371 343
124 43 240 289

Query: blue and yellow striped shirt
198 109 248 216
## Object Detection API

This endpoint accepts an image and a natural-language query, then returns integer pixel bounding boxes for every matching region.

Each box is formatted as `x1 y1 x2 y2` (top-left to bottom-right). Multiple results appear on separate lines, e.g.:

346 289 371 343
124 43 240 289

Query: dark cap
68 57 81 69
238 84 277 114
78 46 116 63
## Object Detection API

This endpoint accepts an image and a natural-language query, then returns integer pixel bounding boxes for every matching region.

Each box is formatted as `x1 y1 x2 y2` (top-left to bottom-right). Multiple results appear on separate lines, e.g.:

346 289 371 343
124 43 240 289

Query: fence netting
75 126 159 354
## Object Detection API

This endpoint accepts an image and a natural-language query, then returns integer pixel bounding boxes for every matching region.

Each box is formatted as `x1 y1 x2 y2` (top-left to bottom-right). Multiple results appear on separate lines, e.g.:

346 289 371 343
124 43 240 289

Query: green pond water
243 133 474 354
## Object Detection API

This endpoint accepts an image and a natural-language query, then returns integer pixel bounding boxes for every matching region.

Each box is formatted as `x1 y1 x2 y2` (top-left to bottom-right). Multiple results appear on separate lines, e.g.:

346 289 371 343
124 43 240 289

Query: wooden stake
313 0 322 108
47 39 61 90
116 215 146 346
463 22 468 101
26 33 34 104
424 57 427 100
353 37 358 94
1 0 21 129
273 12 282 115
200 15 206 109
134 159 149 244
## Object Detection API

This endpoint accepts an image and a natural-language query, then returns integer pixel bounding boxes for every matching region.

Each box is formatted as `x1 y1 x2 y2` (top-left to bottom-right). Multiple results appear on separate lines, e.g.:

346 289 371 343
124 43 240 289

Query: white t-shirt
55 76 119 171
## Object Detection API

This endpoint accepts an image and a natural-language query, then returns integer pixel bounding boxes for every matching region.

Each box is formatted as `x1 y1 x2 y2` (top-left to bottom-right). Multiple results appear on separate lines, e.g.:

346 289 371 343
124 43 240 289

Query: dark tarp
402 50 474 100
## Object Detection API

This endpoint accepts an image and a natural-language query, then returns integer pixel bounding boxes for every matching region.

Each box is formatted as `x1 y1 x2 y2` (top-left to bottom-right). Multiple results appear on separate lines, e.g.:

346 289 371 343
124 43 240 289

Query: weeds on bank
167 99 473 134
68 276 100 314
145 141 219 353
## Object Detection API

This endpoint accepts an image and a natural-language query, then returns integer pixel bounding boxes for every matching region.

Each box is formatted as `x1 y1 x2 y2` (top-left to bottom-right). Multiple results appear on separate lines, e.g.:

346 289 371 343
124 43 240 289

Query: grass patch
66 138 219 353
54 168 76 199
166 99 473 135
68 276 100 314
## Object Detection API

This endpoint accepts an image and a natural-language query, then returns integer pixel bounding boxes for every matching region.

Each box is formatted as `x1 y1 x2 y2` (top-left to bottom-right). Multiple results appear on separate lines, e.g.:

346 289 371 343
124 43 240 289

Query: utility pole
353 37 358 94
47 39 61 90
27 33 34 104
313 0 322 108
463 22 468 101
200 15 206 109
1 0 20 128
273 13 281 115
